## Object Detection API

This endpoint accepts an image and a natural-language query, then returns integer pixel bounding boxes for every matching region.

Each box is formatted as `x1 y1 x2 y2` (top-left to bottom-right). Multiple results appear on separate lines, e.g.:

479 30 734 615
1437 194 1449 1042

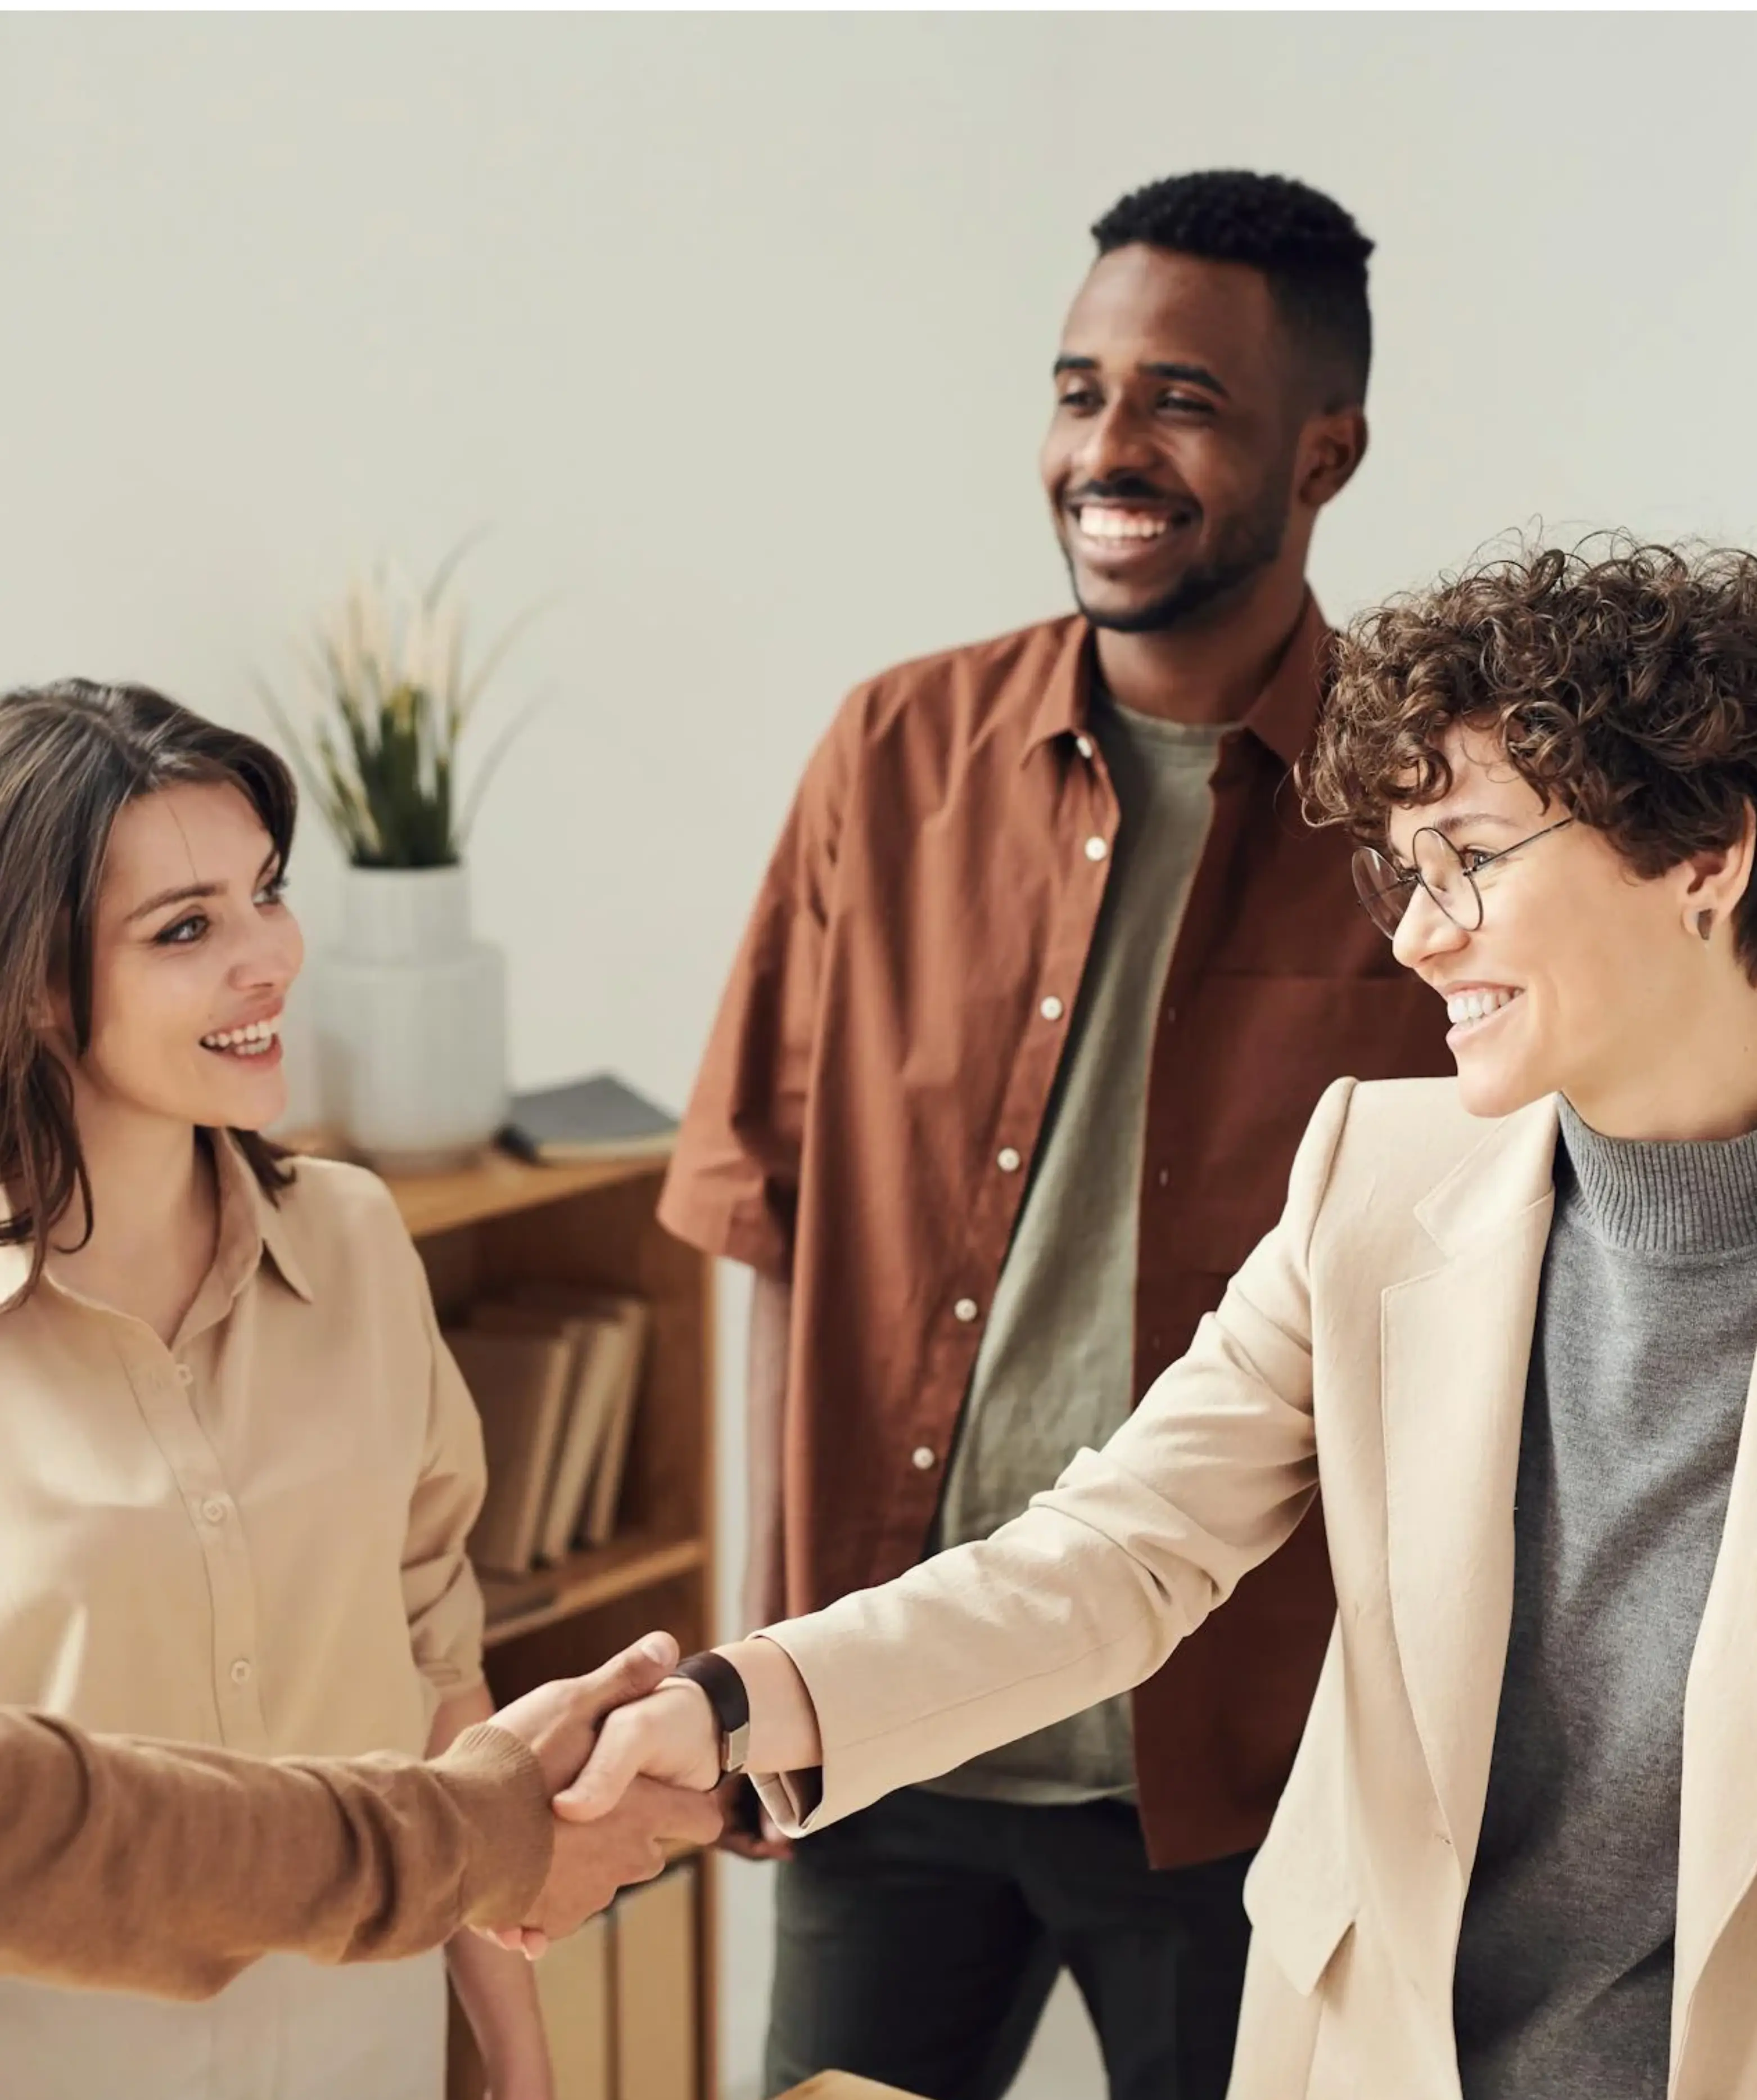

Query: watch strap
672 1650 752 1775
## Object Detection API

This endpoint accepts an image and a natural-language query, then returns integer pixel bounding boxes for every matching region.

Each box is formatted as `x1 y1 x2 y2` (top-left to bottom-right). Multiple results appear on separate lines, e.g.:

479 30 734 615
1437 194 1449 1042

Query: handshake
478 1630 753 1957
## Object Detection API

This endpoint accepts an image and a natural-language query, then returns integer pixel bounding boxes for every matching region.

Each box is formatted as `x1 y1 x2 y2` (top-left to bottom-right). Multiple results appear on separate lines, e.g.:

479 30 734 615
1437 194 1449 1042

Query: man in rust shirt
660 170 1450 2100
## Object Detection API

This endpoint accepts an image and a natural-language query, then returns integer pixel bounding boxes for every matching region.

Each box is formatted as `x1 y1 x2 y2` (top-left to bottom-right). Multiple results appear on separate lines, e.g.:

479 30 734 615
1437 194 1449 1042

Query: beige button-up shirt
0 1134 488 2100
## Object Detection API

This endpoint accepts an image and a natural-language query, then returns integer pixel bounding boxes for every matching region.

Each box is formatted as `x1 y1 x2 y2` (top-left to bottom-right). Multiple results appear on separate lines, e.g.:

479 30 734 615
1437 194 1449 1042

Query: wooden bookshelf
342 1137 716 2100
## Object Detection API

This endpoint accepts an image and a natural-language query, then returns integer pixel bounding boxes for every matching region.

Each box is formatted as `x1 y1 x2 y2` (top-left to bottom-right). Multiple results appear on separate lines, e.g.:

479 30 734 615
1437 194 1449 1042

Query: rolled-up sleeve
657 693 857 1278
402 1270 489 1704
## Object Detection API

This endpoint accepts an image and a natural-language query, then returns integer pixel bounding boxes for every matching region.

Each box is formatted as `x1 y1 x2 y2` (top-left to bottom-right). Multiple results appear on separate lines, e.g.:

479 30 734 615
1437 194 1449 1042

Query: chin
1452 1052 1552 1123
202 1076 288 1134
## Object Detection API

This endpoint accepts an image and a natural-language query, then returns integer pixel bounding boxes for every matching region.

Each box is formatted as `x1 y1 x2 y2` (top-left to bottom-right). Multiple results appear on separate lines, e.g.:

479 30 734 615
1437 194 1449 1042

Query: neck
54 1083 210 1271
1092 558 1309 723
1567 979 1757 1144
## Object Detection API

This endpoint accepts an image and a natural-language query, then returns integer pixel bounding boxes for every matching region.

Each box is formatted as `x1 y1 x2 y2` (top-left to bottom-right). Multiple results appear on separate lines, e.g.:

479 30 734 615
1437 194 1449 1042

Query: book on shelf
448 1281 652 1596
442 1327 576 1577
498 1071 677 1165
471 1295 618 1566
500 1279 652 1549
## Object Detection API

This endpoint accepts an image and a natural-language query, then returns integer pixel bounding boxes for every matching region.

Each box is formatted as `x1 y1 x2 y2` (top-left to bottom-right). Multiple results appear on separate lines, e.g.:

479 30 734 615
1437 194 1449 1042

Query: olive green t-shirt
927 694 1227 1805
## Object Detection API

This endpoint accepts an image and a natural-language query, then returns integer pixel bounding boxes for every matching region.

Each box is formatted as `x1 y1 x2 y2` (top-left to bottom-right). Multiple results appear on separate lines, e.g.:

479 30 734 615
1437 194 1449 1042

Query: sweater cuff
433 1724 554 1926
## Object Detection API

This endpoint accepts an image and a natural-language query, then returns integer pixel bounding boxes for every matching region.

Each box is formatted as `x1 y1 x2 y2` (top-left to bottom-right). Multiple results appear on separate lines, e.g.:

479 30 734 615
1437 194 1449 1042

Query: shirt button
174 1364 193 1386
1085 835 1108 862
1075 734 1094 760
911 1446 938 1471
953 1297 979 1324
997 1147 1022 1174
229 1659 253 1686
1039 995 1065 1022
201 1497 228 1525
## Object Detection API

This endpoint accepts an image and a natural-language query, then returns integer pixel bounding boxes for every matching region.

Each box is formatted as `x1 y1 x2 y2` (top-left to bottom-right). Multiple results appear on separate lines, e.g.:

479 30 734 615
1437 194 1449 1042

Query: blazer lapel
1381 1096 1559 1864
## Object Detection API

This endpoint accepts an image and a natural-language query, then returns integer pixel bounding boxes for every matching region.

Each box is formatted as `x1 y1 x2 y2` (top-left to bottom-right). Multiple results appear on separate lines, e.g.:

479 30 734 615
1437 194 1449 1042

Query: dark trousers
763 1787 1254 2100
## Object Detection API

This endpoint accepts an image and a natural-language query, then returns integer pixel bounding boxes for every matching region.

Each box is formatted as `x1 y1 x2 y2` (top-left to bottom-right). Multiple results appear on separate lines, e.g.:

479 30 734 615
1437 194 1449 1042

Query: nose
1077 396 1159 485
231 903 304 994
1391 880 1467 974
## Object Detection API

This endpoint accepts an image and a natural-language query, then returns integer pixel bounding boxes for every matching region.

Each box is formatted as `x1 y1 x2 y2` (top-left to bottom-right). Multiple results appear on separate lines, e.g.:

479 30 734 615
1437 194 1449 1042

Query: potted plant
260 544 540 1171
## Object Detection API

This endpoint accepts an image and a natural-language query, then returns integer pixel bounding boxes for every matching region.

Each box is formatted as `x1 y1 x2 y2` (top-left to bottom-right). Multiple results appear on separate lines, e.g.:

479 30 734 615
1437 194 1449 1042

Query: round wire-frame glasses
1351 818 1575 940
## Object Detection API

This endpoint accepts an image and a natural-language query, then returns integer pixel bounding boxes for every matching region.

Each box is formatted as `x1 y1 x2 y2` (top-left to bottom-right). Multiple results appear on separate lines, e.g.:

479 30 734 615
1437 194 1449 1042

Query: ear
1677 803 1757 938
1295 406 1368 515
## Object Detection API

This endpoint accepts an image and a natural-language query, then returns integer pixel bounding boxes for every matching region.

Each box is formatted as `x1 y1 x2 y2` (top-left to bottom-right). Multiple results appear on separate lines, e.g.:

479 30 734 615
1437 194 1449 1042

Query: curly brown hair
1301 539 1757 975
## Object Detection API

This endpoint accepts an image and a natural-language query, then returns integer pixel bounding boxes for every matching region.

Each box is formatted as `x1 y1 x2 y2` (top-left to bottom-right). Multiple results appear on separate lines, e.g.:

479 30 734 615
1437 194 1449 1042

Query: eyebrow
123 851 280 925
1381 810 1521 873
1052 353 1231 400
1430 811 1520 838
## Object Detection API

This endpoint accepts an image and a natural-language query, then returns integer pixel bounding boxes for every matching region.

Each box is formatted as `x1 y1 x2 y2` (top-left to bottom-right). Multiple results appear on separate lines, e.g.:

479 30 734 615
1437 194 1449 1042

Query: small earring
1699 911 1715 943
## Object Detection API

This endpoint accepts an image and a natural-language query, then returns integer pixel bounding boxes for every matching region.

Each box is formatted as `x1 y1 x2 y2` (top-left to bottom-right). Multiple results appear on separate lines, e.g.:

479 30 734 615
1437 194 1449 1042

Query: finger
521 1928 550 1961
552 1708 643 1821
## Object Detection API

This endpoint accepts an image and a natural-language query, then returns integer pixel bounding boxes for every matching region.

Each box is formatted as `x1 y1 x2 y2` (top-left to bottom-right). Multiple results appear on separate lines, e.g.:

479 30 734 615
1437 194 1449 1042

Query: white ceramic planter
315 865 507 1174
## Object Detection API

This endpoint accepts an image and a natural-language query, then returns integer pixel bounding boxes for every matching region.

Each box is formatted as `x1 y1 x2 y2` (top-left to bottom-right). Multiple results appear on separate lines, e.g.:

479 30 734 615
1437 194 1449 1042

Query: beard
1068 475 1291 635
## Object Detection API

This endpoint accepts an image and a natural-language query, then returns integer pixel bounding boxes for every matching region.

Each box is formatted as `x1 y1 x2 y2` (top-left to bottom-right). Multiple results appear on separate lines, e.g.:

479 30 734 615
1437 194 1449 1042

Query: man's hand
489 1634 680 1796
714 1775 793 1863
475 1635 725 1959
515 1777 723 1956
550 1679 723 1822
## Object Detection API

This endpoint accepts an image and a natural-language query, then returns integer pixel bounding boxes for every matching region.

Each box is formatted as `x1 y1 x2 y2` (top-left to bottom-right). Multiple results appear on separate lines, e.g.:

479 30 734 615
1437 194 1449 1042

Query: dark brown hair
0 679 298 1303
1302 539 1757 977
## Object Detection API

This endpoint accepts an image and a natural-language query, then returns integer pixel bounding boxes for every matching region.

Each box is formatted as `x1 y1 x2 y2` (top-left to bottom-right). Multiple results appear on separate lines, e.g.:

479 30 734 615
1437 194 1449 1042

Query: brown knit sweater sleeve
0 1710 553 2000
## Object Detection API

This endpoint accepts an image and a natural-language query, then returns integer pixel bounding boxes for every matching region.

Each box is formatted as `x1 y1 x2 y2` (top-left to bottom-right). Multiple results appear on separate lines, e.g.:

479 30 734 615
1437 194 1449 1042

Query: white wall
6 13 1757 2094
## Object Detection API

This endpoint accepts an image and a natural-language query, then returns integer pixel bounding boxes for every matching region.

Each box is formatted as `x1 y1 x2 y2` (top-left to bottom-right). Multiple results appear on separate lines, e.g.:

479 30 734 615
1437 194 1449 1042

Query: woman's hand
553 1680 722 1820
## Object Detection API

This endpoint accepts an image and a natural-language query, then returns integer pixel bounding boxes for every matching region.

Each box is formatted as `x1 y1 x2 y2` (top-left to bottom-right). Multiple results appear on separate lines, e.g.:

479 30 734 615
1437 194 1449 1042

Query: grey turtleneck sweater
1452 1098 1757 2099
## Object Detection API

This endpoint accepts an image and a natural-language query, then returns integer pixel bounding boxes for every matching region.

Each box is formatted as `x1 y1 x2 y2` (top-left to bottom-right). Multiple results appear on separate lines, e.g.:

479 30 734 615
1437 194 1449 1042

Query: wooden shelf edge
275 1127 671 1240
481 1534 708 1648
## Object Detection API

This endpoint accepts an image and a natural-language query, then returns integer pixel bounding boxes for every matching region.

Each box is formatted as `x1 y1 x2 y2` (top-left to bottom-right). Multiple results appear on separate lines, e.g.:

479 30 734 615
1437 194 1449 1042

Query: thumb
586 1630 679 1716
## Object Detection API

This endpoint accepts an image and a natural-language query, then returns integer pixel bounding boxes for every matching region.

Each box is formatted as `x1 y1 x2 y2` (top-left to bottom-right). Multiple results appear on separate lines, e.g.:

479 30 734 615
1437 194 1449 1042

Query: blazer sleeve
752 1076 1355 1834
656 691 859 1279
0 1710 551 2000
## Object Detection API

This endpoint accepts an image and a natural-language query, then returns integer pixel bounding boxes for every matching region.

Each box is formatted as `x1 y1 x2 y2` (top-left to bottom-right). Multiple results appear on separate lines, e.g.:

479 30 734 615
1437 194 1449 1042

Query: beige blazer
754 1076 1757 2100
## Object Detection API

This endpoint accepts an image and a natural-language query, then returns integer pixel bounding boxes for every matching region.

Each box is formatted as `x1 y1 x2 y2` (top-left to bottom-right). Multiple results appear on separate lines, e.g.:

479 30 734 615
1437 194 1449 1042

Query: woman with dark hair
0 682 552 2098
572 543 1757 2100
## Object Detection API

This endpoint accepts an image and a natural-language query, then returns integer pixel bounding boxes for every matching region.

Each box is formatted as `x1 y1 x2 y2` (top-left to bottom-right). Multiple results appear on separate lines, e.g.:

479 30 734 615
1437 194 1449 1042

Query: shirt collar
216 1133 315 1305
0 1133 314 1315
1023 593 1331 774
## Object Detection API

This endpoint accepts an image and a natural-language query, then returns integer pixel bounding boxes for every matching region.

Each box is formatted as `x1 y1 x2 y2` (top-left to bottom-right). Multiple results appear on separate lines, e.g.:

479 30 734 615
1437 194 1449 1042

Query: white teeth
200 1016 281 1054
1446 989 1519 1029
1077 508 1169 542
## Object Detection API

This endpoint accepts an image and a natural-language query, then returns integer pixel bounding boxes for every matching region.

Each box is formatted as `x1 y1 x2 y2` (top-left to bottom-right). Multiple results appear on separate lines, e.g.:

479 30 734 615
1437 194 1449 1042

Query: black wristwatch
672 1650 751 1775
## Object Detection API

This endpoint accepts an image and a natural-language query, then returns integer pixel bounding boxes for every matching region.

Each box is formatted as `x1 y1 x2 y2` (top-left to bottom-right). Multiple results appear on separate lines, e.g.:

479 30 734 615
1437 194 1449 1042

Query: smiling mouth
1446 987 1522 1037
1069 502 1194 553
200 1015 282 1060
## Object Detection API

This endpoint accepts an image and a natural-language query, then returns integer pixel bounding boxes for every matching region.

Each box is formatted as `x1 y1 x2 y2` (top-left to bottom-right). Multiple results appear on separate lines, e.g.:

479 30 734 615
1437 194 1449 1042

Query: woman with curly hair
568 541 1757 2100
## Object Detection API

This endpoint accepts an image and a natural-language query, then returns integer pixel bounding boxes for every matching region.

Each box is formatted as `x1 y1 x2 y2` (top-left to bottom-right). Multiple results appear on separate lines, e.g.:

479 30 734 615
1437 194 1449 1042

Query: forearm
0 1707 551 1999
431 1686 551 2089
741 1268 792 1632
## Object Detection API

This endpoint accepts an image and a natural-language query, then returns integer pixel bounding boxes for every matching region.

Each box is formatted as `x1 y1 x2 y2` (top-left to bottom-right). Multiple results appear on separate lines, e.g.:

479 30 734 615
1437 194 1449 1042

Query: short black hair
1091 170 1374 408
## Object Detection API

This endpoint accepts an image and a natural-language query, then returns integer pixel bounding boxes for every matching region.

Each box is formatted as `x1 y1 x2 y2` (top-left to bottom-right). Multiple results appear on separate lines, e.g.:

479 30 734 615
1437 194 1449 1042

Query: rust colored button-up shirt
660 598 1453 1867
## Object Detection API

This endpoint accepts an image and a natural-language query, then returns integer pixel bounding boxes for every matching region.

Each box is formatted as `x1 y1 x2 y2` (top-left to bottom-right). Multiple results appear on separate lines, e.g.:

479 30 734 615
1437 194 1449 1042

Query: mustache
1065 476 1199 514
